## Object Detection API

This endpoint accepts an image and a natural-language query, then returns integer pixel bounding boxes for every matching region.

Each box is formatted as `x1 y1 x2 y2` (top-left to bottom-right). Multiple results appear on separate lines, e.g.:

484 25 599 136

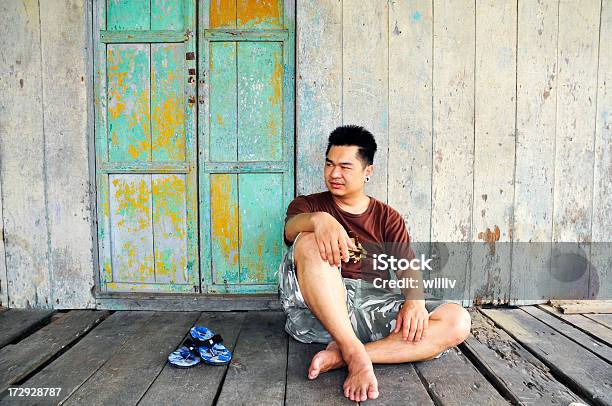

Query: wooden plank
209 41 238 162
462 310 584 405
94 0 113 292
62 311 200 405
591 0 612 301
285 340 355 405
342 0 388 202
237 42 283 162
139 312 246 406
537 304 612 347
550 0 600 299
414 346 508 406
481 308 612 405
585 313 612 330
550 300 612 314
39 0 96 308
470 0 516 305
0 157 6 309
0 310 108 394
0 309 55 350
100 29 188 43
0 0 52 308
203 29 289 41
430 0 475 305
216 312 287 406
521 306 612 362
95 294 281 311
369 364 434 405
388 0 433 244
152 174 189 285
109 174 155 285
511 0 558 305
2 312 154 404
560 303 612 314
238 174 284 284
295 0 342 195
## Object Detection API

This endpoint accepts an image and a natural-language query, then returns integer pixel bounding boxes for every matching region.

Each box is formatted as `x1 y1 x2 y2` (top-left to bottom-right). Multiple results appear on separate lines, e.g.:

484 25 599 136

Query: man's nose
330 167 342 177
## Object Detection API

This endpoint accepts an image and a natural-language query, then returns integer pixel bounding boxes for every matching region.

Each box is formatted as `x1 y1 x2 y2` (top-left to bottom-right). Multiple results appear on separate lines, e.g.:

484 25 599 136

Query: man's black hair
325 125 377 167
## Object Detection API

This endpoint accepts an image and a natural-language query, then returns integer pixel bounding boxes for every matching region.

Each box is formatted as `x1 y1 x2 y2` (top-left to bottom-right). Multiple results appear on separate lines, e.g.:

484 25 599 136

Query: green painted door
199 0 295 293
94 0 199 292
94 0 294 295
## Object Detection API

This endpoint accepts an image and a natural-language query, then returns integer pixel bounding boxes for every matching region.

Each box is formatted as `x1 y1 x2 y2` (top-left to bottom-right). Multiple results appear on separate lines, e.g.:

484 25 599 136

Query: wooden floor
0 305 610 405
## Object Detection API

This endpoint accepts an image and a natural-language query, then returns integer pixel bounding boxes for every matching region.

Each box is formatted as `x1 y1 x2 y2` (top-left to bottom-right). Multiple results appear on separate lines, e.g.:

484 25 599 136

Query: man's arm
284 212 322 244
285 212 356 267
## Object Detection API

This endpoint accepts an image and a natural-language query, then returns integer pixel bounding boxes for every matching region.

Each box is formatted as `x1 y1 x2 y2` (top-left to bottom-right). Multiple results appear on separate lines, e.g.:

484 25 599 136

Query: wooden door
199 0 295 293
94 0 199 292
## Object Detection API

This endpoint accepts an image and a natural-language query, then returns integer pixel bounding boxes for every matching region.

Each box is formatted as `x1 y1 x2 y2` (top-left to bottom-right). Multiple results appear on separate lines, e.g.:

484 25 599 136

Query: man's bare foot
341 345 379 401
308 341 346 379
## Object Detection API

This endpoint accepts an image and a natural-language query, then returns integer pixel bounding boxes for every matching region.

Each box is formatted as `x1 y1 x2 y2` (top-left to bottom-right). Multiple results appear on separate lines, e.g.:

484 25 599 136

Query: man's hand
312 212 357 268
393 299 429 342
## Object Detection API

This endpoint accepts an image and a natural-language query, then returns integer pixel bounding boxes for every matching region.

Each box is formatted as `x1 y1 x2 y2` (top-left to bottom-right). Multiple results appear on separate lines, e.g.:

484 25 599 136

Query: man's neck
330 192 370 215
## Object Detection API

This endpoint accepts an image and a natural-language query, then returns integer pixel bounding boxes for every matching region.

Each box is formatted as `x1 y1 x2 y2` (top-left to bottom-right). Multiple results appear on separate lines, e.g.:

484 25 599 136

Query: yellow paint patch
152 94 185 160
127 144 139 159
152 175 186 237
211 174 239 265
270 49 283 105
237 0 281 28
211 0 236 28
113 177 151 233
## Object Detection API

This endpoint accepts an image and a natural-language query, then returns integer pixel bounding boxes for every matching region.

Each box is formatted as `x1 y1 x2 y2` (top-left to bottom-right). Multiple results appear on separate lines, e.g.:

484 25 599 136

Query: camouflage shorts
278 232 445 348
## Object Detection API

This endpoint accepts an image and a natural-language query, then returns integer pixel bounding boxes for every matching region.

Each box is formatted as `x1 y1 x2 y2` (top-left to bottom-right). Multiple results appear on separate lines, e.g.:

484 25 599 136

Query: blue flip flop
167 337 201 368
190 326 233 366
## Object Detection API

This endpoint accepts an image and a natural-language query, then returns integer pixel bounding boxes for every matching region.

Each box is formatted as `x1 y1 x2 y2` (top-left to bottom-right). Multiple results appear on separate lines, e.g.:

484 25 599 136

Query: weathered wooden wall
0 0 95 308
0 0 610 308
296 0 611 304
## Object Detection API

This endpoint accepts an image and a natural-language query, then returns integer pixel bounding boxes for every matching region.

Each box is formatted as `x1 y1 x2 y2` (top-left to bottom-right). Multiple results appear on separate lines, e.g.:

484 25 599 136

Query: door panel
238 173 284 284
237 42 283 162
95 0 198 293
209 42 238 161
200 0 295 294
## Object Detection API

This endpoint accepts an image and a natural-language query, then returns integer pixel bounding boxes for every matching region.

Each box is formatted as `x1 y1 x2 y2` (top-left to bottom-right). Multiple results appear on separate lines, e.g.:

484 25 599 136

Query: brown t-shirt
284 191 414 281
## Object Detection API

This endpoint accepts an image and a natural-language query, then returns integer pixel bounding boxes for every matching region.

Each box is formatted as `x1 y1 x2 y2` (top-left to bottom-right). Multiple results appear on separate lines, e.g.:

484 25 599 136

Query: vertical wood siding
0 0 610 307
0 0 95 308
296 0 611 304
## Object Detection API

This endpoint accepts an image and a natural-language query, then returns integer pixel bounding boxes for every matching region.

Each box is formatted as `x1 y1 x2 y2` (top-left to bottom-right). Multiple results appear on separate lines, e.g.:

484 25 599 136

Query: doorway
93 0 294 294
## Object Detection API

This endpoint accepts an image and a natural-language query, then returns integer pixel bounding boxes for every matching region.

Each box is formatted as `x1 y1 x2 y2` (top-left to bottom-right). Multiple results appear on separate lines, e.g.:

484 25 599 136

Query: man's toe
368 386 380 399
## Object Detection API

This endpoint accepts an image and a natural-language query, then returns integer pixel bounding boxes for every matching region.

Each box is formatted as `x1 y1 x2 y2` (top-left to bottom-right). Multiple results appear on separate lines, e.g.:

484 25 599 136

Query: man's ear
365 164 374 177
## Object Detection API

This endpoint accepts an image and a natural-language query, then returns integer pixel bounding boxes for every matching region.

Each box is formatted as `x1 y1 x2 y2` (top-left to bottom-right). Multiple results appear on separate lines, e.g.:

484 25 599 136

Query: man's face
324 145 372 197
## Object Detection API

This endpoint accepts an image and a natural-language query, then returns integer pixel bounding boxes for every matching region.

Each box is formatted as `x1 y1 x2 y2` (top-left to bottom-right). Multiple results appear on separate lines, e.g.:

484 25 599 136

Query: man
278 125 471 401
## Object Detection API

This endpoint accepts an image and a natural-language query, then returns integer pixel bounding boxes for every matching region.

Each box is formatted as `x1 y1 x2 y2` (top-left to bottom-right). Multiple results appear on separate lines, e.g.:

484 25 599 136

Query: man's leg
293 232 378 401
309 303 471 376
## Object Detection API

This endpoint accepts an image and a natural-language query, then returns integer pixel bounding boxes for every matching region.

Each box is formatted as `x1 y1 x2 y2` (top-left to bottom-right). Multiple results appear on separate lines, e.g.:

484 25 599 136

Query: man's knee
446 304 471 346
433 303 471 347
294 232 322 264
